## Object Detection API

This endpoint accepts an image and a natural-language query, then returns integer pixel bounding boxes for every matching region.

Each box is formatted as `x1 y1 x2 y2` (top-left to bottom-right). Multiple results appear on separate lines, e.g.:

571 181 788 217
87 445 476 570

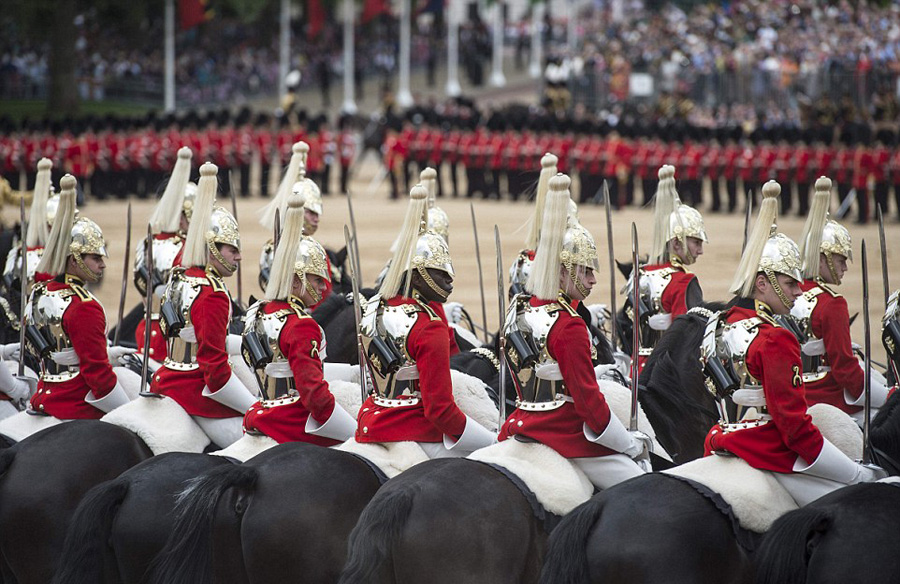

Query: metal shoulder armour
789 286 822 336
504 294 566 406
134 235 183 305
159 269 206 370
242 300 297 400
2 245 42 290
641 266 678 313
700 311 762 408
883 290 900 366
29 283 79 381
258 240 274 291
719 316 763 388
789 287 828 379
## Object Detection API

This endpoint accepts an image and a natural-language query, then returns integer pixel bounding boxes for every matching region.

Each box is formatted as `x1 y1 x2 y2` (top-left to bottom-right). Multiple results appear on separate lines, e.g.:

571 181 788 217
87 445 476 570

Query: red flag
308 0 326 39
179 0 210 30
362 0 392 24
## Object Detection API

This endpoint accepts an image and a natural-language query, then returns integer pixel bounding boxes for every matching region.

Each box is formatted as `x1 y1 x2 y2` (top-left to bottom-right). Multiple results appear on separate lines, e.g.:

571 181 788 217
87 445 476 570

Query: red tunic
499 297 615 459
798 280 864 415
151 267 241 418
705 301 825 472
355 295 467 444
30 278 118 419
242 300 338 446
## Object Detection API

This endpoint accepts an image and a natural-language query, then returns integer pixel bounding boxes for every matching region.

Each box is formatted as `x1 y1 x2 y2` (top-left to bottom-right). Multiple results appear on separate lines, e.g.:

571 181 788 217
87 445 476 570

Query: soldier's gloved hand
856 463 888 483
0 343 21 362
444 302 464 325
586 304 610 329
107 346 136 365
593 363 620 383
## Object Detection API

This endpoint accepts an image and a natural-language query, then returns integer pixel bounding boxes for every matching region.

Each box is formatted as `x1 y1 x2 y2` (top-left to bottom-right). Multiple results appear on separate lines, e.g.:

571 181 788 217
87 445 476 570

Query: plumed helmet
561 221 600 273
291 177 323 217
799 176 852 283
821 220 852 261
149 146 193 233
420 166 449 243
759 231 803 282
208 205 241 251
182 181 198 222
651 165 707 264
46 190 61 226
295 235 330 281
70 216 108 258
412 230 454 276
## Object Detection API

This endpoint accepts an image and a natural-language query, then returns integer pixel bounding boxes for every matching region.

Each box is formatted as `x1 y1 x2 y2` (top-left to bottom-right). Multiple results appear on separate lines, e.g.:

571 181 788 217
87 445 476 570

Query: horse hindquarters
341 459 545 584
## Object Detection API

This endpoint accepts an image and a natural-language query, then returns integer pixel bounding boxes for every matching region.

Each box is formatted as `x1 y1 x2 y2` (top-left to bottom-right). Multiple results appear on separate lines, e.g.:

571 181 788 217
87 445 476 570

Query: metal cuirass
701 312 765 422
789 286 826 382
242 300 313 400
28 283 80 382
503 294 569 410
159 269 207 371
134 234 183 314
624 266 678 356
361 294 428 402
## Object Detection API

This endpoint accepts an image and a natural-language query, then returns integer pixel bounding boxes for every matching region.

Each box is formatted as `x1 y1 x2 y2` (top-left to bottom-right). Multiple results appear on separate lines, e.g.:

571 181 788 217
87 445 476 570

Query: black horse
754 392 900 584
539 393 900 584
51 452 231 584
147 442 384 584
0 421 153 584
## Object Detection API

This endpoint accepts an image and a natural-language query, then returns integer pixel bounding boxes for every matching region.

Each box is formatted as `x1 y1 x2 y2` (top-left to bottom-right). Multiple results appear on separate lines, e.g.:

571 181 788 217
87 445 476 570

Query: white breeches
773 472 847 507
192 415 244 449
0 401 19 421
571 453 646 490
418 441 469 459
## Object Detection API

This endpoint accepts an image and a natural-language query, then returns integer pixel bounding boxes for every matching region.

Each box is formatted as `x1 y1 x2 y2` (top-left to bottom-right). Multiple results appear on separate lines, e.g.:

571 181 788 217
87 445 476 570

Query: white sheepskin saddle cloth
0 410 65 443
101 395 210 455
335 438 429 478
211 433 279 462
329 379 363 418
665 403 863 533
468 439 593 516
450 369 499 432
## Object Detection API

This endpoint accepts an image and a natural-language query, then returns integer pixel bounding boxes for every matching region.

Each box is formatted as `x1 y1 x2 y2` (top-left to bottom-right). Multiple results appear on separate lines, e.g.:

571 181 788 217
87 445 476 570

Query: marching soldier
626 165 707 368
150 162 256 447
133 147 195 364
704 181 884 506
500 173 649 489
10 176 131 423
355 184 496 457
792 176 894 423
241 194 357 445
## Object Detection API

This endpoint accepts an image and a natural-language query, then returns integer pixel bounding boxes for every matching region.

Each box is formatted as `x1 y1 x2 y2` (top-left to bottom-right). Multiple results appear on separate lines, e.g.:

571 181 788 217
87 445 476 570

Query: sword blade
878 206 889 307
861 239 872 464
470 202 489 344
742 190 752 253
495 225 507 427
274 208 281 249
113 203 132 346
345 225 370 403
347 189 363 284
17 197 27 377
630 222 640 431
603 180 617 350
139 224 154 395
228 170 243 307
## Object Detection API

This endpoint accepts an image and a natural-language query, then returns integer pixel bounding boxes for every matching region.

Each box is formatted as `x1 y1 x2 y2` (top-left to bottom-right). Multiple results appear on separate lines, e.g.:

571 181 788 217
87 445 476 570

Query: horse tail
51 478 130 584
539 497 605 584
338 487 416 584
754 507 832 584
149 464 259 584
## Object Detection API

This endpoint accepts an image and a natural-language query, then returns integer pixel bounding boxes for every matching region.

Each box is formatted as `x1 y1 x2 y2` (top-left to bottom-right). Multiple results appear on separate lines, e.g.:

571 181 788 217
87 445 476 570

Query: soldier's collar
288 294 307 311
205 265 222 279
63 273 86 287
670 255 690 273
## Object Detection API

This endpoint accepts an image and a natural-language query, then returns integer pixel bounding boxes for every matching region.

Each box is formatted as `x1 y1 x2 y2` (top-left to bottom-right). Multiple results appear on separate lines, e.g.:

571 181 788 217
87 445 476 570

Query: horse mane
339 488 416 583
870 389 900 469
311 286 376 327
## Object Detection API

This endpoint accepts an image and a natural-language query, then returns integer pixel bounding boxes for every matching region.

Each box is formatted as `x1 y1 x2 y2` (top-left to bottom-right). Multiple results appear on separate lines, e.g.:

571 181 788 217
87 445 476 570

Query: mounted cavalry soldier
792 176 895 423
133 146 195 364
626 164 706 369
703 181 885 506
499 173 649 489
150 162 256 447
355 184 496 458
0 175 131 435
241 193 356 446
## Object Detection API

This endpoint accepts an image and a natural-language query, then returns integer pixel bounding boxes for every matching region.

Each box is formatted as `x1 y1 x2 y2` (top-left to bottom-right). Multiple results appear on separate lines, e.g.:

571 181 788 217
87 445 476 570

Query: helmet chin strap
673 237 694 266
303 276 321 305
208 241 237 274
416 266 450 301
73 254 102 282
764 269 794 311
823 251 842 285
563 260 590 299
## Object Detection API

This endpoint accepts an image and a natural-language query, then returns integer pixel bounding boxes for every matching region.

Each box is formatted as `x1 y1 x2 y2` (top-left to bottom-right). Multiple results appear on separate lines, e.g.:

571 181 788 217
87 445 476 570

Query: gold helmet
379 184 454 300
651 165 707 265
36 175 105 281
265 192 328 303
529 173 598 299
800 176 852 284
730 180 801 309
296 235 330 282
182 181 198 223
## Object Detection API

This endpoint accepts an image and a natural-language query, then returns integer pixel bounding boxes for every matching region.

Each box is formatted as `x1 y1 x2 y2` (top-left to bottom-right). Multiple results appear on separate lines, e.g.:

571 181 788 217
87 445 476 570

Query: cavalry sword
862 240 872 465
17 197 27 378
603 180 617 351
495 225 507 427
139 224 156 397
113 203 132 346
346 189 363 285
629 222 641 432
470 202 489 343
228 170 243 308
876 207 899 383
345 225 370 404
741 190 752 253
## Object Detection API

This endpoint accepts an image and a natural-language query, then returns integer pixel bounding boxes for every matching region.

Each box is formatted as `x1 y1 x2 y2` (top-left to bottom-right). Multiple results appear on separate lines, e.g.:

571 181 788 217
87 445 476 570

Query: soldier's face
819 253 848 285
755 273 802 314
295 274 328 305
412 268 453 303
211 244 242 277
560 266 596 301
68 253 105 281
304 210 319 235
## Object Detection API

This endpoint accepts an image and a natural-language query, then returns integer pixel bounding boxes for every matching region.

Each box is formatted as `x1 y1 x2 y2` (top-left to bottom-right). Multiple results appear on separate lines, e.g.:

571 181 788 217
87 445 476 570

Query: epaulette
754 300 778 327
287 296 312 319
555 294 579 317
410 296 439 321
818 281 841 298
70 282 93 302
206 269 227 294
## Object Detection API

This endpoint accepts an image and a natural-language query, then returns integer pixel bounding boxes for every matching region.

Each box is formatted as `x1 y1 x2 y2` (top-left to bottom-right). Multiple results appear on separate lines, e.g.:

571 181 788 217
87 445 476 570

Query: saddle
101 394 210 455
211 432 279 462
0 409 64 442
335 438 430 478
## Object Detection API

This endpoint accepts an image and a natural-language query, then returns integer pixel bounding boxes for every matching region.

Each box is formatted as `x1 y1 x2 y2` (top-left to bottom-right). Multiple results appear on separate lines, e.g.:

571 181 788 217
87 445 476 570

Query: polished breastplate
504 294 570 409
160 269 207 371
29 283 79 382
361 294 428 402
702 312 766 424
243 299 313 400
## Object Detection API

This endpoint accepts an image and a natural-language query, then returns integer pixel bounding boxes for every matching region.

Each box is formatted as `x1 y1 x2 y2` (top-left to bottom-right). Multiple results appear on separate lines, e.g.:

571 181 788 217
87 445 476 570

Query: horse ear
336 246 348 265
616 260 631 278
